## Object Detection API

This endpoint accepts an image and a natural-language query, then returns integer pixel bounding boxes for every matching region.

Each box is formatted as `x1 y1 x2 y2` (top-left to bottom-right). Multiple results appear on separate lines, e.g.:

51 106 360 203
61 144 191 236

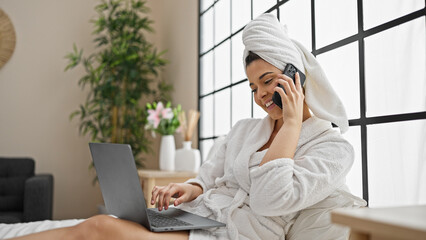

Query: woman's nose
257 86 267 99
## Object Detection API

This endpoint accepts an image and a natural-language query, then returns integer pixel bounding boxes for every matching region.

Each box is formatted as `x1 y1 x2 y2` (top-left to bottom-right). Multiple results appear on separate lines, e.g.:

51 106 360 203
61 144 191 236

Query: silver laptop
89 142 225 232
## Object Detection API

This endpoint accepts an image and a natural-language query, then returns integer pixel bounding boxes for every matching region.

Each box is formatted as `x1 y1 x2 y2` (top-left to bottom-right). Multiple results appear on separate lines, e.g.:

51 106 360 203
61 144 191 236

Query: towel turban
242 13 349 133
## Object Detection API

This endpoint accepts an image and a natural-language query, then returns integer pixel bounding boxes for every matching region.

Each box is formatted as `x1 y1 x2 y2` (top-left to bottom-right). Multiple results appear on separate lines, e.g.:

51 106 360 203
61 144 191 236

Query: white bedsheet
0 219 84 239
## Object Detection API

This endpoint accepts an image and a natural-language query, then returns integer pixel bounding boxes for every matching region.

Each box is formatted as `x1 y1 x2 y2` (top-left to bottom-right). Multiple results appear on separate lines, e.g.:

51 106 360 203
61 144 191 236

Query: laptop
89 142 226 232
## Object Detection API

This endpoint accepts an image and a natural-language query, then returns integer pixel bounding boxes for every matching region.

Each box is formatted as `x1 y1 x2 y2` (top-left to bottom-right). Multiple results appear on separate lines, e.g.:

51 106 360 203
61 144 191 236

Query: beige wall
0 0 198 219
143 0 198 169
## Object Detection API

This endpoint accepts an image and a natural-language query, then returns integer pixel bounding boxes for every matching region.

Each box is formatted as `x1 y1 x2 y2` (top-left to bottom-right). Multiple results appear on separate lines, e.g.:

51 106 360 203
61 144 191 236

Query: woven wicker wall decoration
0 9 16 69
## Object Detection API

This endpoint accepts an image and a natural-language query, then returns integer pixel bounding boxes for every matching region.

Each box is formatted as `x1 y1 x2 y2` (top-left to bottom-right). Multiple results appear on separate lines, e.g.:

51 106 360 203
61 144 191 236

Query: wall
0 0 198 219
144 0 198 170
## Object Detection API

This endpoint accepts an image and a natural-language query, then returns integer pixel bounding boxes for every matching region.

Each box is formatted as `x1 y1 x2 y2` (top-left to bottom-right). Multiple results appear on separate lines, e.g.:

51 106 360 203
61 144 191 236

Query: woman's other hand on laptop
151 183 203 211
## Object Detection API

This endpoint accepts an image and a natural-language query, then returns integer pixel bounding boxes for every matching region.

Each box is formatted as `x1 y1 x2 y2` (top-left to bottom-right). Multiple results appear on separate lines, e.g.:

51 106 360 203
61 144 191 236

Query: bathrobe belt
225 188 249 240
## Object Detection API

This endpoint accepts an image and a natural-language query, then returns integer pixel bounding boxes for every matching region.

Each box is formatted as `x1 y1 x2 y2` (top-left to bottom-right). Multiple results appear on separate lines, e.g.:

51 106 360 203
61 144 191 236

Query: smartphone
272 63 306 109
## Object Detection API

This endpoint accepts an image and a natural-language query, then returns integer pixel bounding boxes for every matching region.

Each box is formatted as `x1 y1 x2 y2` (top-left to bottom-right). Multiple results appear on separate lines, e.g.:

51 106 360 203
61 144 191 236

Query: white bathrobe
178 116 366 240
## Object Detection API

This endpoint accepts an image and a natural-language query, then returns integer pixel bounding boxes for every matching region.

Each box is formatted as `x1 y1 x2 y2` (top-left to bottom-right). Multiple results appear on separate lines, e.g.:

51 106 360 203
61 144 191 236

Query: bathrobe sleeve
248 131 354 216
185 136 228 193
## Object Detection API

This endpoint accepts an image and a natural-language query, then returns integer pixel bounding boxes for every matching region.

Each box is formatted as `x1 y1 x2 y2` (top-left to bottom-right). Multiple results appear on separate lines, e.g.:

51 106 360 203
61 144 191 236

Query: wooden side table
331 205 426 240
138 169 198 208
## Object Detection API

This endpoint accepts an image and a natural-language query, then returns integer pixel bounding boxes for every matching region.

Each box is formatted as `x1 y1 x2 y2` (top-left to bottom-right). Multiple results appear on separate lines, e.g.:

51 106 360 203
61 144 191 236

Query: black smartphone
272 63 306 109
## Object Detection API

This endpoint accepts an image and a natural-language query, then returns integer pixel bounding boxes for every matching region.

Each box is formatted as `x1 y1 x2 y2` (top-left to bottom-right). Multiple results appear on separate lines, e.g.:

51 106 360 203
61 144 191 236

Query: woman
6 13 365 240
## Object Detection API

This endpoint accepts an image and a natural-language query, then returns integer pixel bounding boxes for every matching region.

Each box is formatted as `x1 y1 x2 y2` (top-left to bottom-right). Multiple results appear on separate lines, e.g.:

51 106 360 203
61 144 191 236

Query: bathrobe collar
297 116 333 147
233 115 332 193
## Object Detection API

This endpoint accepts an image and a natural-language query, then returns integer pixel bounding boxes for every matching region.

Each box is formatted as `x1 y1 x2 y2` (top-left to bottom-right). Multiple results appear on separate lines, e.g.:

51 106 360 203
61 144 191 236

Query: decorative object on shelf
159 135 175 171
0 9 16 69
64 0 172 178
146 101 182 171
175 110 201 172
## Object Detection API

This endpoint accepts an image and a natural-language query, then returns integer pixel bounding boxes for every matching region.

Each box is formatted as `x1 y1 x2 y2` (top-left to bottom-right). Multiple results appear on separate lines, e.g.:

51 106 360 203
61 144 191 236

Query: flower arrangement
146 101 181 136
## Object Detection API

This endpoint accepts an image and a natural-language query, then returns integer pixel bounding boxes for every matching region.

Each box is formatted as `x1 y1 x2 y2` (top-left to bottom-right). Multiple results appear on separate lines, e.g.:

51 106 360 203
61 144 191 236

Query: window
198 0 426 207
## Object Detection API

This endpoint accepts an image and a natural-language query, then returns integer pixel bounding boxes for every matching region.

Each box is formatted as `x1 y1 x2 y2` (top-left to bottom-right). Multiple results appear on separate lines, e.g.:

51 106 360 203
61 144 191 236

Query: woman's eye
251 88 257 93
265 79 272 84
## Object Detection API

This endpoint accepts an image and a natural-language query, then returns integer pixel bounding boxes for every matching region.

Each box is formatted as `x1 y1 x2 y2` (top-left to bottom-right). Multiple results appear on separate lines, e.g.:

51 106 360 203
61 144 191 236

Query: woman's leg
10 215 189 240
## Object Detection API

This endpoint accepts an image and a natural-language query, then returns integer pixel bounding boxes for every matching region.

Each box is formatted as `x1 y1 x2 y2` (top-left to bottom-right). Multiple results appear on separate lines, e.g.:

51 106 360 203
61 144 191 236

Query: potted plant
65 0 172 172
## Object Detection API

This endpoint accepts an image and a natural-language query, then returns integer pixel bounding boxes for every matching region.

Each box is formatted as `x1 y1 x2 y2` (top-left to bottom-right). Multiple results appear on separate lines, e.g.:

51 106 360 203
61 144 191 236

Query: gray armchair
0 157 53 223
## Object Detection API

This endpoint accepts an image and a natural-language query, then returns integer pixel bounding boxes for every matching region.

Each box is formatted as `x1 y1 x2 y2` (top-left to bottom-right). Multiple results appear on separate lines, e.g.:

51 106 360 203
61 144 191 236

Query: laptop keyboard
147 210 192 227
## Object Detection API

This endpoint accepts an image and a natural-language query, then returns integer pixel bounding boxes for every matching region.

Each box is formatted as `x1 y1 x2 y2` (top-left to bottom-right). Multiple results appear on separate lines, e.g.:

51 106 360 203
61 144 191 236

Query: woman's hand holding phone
273 72 305 124
272 64 306 109
151 183 203 211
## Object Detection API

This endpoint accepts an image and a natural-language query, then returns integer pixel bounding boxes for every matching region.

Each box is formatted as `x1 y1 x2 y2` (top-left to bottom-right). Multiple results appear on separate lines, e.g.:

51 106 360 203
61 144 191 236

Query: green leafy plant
65 0 172 169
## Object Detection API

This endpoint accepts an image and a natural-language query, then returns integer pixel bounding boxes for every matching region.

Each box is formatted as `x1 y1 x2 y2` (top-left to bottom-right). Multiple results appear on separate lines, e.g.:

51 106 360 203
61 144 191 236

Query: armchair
0 157 53 223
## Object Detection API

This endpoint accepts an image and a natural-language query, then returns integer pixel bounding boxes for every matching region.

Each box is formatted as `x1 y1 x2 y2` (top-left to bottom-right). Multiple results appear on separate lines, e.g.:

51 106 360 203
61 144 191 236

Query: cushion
0 158 34 212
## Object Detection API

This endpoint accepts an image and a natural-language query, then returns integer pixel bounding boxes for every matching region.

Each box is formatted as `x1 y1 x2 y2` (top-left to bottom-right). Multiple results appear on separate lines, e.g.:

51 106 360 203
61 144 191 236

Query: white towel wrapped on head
243 13 349 133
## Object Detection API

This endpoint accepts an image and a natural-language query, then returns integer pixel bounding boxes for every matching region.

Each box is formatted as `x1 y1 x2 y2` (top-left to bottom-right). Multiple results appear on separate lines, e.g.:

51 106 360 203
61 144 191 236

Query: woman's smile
265 99 276 111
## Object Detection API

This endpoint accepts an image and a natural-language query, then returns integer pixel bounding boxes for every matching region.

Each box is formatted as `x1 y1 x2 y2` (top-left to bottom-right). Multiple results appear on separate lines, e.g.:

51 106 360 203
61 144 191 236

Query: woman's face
246 59 283 120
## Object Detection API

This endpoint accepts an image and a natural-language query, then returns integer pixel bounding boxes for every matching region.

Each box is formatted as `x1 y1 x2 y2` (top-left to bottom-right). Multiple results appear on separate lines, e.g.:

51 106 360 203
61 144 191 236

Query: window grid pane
200 0 214 13
279 0 312 51
231 0 251 33
200 9 213 53
200 51 214 95
363 0 425 30
315 0 358 48
214 0 230 45
231 31 245 83
232 82 251 126
253 0 276 19
343 126 363 199
200 139 214 163
214 40 231 90
200 95 213 138
214 89 231 136
367 120 426 207
364 17 426 117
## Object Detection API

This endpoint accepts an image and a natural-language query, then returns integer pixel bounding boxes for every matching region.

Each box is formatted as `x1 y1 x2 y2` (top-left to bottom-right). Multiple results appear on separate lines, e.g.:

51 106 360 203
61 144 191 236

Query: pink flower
147 109 160 128
161 108 173 120
147 102 164 129
147 102 174 129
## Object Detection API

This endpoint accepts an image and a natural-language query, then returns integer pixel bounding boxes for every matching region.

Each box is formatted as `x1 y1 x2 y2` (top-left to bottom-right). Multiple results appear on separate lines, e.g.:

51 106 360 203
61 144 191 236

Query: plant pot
175 141 200 172
159 135 175 171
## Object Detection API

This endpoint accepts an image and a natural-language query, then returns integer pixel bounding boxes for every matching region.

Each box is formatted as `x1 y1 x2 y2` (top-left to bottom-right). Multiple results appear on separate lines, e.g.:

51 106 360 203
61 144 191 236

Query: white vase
159 135 175 171
175 141 201 172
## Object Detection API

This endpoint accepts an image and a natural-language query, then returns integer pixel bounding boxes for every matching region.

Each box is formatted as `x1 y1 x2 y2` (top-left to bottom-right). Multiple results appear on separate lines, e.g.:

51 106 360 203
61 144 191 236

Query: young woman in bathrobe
9 13 365 240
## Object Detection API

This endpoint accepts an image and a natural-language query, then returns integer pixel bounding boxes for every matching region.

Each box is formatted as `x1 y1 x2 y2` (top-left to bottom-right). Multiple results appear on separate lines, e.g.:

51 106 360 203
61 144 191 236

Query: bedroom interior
0 0 425 239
